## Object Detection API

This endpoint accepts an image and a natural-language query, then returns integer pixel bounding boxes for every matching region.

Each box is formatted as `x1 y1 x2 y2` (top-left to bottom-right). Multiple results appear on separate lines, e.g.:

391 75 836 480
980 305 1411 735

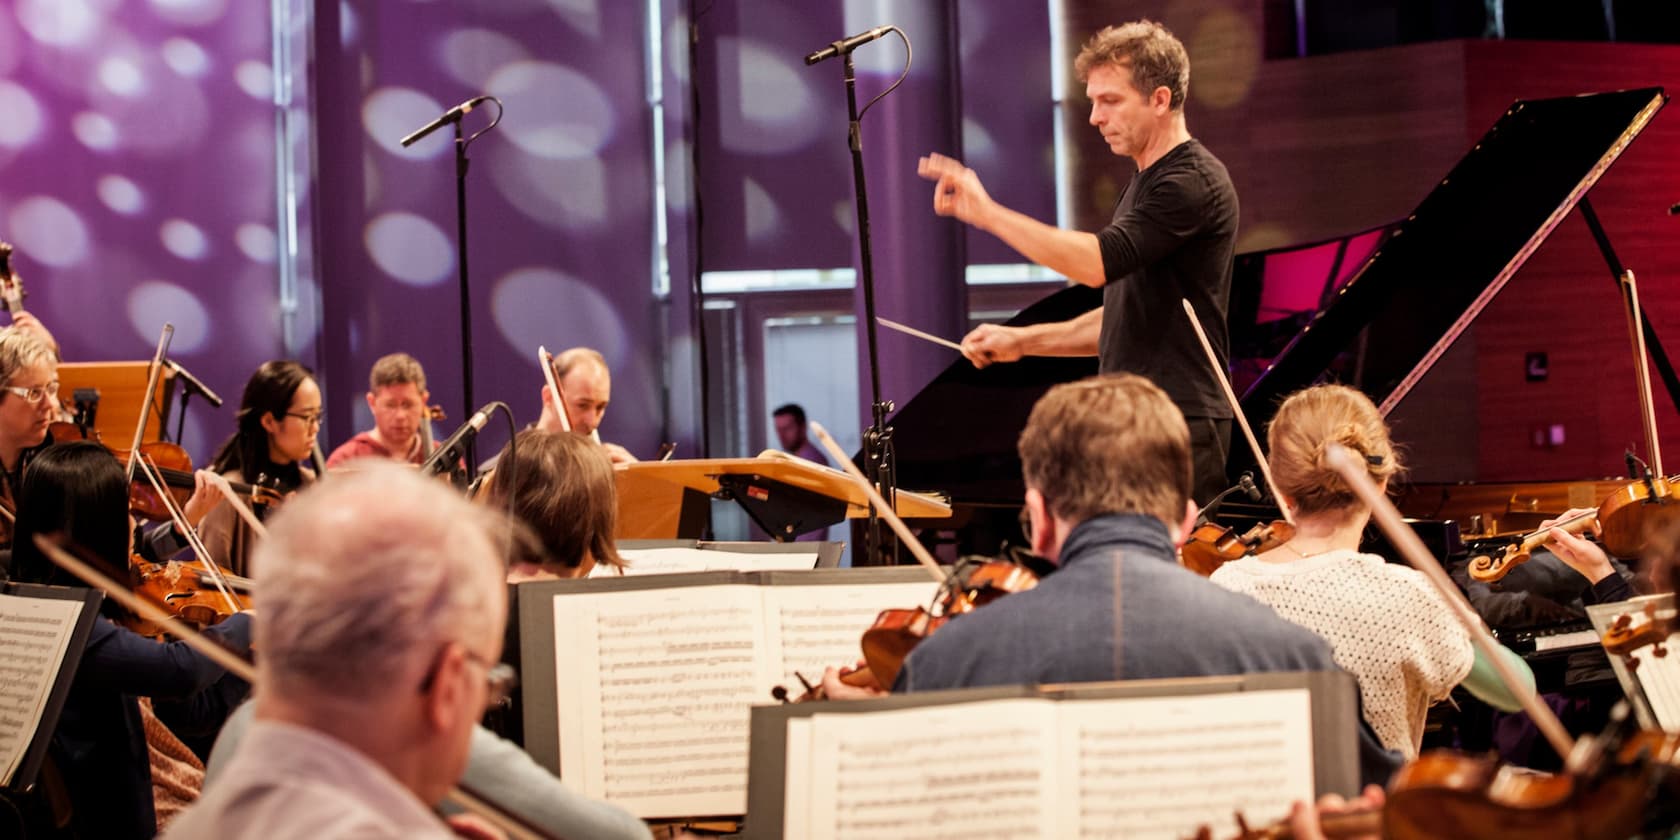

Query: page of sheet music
598 547 821 577
0 593 84 786
762 582 941 691
552 584 771 817
795 699 1060 840
1626 630 1680 729
1058 689 1315 839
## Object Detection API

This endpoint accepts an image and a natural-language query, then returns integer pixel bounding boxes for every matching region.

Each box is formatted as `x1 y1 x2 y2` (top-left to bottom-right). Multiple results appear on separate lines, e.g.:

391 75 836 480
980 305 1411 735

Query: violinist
9 442 252 839
199 361 321 575
1207 385 1533 757
0 326 62 548
202 454 651 840
166 464 504 840
324 352 438 468
823 374 1403 787
537 347 638 464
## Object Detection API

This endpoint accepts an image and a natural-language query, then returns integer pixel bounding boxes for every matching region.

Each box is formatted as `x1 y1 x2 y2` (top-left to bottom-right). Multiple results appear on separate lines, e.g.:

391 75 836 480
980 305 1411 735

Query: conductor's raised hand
917 153 993 227
960 323 1023 369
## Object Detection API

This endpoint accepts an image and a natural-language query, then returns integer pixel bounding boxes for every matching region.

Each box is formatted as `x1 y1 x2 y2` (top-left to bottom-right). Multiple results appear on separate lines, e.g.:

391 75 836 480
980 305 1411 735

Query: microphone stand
452 118 477 468
841 50 894 566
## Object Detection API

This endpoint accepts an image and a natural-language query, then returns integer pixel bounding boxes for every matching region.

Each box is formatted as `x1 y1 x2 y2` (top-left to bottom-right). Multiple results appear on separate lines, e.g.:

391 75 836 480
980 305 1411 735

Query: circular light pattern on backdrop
72 112 119 150
162 38 212 77
97 175 146 215
160 218 210 261
147 0 230 27
0 82 45 149
8 197 90 268
362 87 449 159
16 0 105 49
715 37 820 155
235 60 273 100
485 60 614 160
236 223 278 263
364 212 454 286
98 55 146 97
128 280 211 352
439 28 529 89
486 148 608 230
490 266 626 364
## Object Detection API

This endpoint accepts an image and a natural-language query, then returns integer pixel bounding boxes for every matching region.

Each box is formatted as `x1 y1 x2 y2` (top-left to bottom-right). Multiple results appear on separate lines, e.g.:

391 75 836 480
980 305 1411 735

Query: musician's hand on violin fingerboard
1544 523 1616 585
181 470 227 529
821 663 886 701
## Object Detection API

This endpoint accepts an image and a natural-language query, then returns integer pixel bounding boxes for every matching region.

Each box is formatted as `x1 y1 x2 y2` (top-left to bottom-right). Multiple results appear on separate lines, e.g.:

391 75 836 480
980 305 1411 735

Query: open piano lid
1238 87 1667 443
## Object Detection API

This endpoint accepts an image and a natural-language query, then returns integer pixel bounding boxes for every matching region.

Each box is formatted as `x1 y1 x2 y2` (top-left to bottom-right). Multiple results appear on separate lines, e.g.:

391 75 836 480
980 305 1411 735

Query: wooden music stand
616 451 951 541
57 361 175 444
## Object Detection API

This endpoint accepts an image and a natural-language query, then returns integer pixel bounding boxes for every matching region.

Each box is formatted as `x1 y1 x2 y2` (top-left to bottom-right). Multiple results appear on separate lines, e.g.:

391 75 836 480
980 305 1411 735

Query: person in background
534 347 638 464
772 403 826 466
326 352 437 468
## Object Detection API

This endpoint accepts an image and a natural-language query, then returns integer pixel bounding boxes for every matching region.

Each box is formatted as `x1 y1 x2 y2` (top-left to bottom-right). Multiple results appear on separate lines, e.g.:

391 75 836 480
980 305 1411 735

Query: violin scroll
1603 601 1675 670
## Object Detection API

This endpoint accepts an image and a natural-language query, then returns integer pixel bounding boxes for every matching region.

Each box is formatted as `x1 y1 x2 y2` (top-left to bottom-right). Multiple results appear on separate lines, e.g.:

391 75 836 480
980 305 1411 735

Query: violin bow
1621 270 1664 478
1323 443 1576 759
809 421 946 584
34 534 555 840
537 346 574 433
133 452 242 613
210 476 270 541
1181 299 1294 526
124 324 174 483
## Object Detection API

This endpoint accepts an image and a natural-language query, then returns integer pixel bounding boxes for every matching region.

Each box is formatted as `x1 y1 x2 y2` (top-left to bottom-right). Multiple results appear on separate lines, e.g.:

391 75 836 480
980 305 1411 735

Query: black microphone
805 25 893 65
164 359 223 408
1669 202 1680 216
1235 471 1262 503
400 96 491 148
421 403 494 476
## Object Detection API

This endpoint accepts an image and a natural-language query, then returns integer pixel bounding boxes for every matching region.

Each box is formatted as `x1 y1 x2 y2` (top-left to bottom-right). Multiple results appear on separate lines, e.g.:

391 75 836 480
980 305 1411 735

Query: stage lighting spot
490 266 627 363
717 38 819 155
128 281 211 352
9 197 90 267
236 60 274 100
743 178 780 242
163 38 211 77
237 223 278 263
0 82 44 149
148 0 228 27
362 87 449 159
441 28 529 88
99 56 146 98
17 0 102 48
545 0 603 39
487 147 609 229
486 60 614 160
365 212 453 286
961 118 998 166
1183 4 1259 110
161 218 210 260
340 1 358 46
97 175 146 215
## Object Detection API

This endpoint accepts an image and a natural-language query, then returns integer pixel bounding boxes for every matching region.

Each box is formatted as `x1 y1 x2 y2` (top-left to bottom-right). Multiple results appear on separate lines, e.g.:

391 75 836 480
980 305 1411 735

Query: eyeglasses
2 380 59 404
285 411 325 427
419 643 519 712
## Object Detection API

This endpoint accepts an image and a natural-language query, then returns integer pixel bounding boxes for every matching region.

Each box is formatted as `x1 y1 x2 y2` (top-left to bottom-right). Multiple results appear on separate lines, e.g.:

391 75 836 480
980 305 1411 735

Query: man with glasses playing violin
167 463 513 839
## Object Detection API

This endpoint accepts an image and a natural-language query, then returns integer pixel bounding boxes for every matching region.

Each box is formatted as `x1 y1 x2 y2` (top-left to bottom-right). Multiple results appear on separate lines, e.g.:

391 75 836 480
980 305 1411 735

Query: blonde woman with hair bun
1210 384 1534 756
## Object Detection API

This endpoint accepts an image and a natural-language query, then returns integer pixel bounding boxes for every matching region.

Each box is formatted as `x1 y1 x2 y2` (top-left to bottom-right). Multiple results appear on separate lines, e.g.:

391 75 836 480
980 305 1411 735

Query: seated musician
0 326 62 548
536 346 638 464
325 352 437 468
1207 384 1531 757
484 427 626 581
10 442 252 839
199 361 321 576
182 463 650 840
823 373 1403 786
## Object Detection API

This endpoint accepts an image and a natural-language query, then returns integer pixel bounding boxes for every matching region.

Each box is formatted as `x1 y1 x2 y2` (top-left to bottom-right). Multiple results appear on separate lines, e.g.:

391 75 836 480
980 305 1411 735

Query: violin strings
137 452 241 614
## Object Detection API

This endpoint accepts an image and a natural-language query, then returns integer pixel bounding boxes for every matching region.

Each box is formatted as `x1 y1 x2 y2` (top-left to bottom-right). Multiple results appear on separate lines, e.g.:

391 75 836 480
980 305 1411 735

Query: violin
1181 519 1296 577
1602 598 1675 670
125 554 250 638
48 422 284 521
1467 507 1598 582
1468 476 1680 582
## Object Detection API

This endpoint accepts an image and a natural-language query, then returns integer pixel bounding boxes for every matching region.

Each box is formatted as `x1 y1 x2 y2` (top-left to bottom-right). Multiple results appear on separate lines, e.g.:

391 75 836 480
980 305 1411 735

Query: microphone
420 403 494 476
1670 202 1679 216
1194 472 1264 527
400 95 491 148
164 359 223 408
1235 471 1262 503
805 25 893 65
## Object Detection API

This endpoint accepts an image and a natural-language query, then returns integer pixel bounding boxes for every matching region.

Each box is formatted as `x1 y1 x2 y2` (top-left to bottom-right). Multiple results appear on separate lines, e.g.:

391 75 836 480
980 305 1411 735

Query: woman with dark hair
199 360 321 575
9 441 252 839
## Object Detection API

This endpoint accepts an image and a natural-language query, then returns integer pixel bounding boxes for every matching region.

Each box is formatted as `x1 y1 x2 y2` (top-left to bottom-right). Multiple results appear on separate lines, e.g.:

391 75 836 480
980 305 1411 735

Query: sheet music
1587 595 1680 730
1058 689 1314 839
763 582 940 690
794 699 1060 839
552 584 771 817
0 593 84 786
600 547 821 577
